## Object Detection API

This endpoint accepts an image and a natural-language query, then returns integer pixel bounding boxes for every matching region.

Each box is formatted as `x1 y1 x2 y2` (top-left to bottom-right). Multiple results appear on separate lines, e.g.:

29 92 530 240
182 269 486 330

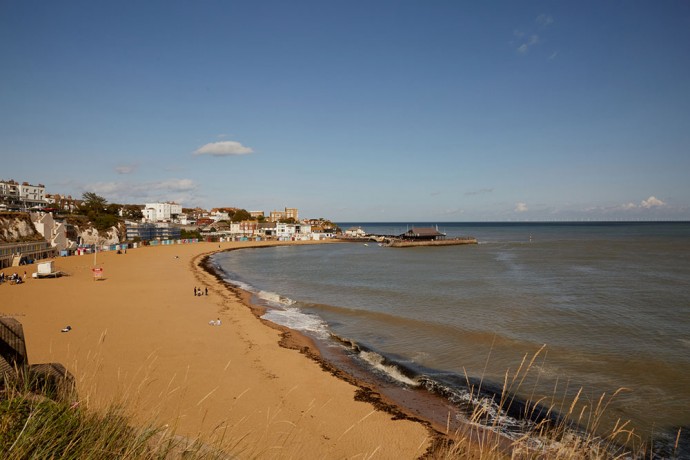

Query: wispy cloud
438 208 464 216
84 178 199 204
515 202 529 212
514 14 553 55
465 188 494 196
193 140 254 157
115 164 138 175
517 34 539 54
536 14 554 26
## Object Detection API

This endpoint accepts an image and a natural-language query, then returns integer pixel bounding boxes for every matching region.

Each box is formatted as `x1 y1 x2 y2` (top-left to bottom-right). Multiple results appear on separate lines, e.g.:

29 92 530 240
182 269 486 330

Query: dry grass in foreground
427 346 684 459
1 345 684 459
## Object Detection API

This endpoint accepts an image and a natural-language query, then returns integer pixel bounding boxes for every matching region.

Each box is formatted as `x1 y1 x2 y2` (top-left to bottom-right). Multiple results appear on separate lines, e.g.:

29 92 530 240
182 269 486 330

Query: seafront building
269 207 298 222
143 202 182 223
0 179 47 210
125 222 181 241
0 240 55 268
0 212 56 268
1 176 331 250
344 226 367 238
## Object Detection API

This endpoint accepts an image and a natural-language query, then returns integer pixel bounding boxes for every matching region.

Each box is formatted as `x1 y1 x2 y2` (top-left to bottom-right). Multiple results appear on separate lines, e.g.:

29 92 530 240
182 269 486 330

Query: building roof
401 227 446 238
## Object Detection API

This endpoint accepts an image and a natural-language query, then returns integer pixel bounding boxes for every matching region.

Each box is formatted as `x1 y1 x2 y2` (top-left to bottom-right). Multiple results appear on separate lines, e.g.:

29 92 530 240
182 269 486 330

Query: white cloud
151 178 196 191
193 141 253 157
115 164 138 175
85 178 199 204
515 202 529 212
514 15 552 56
517 34 539 54
613 196 667 211
641 196 666 208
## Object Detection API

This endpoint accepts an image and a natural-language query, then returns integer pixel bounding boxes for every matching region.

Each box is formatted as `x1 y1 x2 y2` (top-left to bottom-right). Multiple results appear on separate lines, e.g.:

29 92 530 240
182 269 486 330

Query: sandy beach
1 241 433 458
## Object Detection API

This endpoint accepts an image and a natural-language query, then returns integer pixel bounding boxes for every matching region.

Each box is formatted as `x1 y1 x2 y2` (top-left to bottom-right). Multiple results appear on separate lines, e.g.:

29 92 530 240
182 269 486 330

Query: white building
344 226 367 238
21 182 46 207
0 179 46 209
143 202 182 222
276 223 312 240
210 210 230 222
30 212 76 252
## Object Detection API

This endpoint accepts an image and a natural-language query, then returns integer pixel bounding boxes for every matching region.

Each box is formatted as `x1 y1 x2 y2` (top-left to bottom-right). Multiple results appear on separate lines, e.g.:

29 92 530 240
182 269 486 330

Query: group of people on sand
0 271 26 285
192 285 220 325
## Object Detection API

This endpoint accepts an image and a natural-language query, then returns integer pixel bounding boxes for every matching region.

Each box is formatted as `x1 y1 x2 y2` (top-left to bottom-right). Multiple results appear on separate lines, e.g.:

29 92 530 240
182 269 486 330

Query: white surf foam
358 350 419 386
262 307 331 339
256 290 296 308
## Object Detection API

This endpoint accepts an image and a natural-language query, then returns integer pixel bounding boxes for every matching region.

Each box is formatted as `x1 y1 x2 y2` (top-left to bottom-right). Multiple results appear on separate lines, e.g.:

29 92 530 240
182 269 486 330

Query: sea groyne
384 237 478 247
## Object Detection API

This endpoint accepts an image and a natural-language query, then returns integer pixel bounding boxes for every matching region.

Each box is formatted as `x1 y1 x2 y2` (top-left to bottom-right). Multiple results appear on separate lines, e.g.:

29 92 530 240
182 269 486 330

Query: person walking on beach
205 287 208 296
194 287 197 296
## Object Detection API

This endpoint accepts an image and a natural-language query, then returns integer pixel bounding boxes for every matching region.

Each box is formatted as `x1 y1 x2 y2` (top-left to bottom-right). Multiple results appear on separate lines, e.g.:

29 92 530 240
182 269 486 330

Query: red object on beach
92 267 103 280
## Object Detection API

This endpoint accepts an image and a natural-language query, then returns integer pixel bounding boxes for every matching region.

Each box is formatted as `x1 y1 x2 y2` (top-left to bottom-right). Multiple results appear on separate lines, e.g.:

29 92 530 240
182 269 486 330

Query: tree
231 209 251 222
81 192 108 215
181 228 202 240
121 205 143 220
106 204 121 215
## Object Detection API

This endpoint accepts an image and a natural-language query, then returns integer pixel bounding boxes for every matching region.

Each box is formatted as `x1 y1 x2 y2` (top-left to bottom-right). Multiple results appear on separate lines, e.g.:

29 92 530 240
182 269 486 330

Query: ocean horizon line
336 219 690 224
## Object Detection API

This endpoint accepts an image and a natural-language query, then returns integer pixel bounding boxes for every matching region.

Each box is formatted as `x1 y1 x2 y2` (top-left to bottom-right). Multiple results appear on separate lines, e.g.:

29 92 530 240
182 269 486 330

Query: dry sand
1 241 434 458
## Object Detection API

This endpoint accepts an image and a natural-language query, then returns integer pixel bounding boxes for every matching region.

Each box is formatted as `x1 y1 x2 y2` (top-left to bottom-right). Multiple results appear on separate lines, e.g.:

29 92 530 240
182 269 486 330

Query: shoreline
199 243 519 454
198 250 437 427
200 241 686 458
2 240 438 458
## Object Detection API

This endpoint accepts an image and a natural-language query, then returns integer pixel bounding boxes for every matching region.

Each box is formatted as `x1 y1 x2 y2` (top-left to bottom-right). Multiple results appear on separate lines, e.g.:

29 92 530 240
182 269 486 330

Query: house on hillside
30 212 76 253
344 226 367 238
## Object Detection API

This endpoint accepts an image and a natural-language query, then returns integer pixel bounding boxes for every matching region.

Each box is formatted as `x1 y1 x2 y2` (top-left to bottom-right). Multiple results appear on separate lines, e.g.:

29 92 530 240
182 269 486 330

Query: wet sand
1 240 435 458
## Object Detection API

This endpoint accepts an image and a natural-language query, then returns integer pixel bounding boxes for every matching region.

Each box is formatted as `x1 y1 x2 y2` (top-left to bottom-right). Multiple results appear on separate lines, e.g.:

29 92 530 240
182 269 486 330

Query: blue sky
1 1 689 221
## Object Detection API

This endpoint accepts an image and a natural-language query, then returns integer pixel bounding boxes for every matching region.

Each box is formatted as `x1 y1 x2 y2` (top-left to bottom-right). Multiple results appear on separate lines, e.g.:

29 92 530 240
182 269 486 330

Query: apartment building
143 202 182 222
268 207 299 223
0 179 46 209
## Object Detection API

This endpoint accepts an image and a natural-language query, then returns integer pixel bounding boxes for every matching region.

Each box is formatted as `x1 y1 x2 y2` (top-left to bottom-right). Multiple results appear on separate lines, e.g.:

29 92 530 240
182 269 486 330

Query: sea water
210 222 690 455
